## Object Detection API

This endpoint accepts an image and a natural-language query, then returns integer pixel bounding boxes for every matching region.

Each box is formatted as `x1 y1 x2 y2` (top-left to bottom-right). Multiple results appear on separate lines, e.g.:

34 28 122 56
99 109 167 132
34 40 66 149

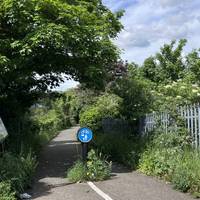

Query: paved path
29 126 194 200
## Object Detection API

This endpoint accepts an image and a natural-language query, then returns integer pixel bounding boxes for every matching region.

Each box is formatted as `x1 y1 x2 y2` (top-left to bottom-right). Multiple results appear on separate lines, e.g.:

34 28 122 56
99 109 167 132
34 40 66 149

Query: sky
56 0 200 91
103 0 200 64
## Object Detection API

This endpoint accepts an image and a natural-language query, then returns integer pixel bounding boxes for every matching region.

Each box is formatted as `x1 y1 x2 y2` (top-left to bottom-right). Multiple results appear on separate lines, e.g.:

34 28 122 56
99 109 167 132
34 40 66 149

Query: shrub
67 160 87 183
86 149 111 181
79 107 101 131
0 182 16 200
171 150 200 196
139 128 190 179
0 152 37 193
139 147 179 179
67 149 111 182
138 127 200 197
80 93 122 131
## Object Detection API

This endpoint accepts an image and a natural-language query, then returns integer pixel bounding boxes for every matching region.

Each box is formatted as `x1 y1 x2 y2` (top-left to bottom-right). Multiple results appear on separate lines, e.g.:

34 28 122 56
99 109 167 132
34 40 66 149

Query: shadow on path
29 126 81 199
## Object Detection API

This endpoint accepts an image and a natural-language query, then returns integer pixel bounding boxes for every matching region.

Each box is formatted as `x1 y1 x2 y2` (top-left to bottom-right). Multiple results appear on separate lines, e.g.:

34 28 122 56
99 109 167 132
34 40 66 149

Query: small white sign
0 117 8 142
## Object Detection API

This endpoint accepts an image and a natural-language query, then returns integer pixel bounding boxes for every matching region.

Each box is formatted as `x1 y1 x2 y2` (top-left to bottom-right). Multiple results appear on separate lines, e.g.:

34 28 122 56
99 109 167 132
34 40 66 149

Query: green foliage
65 88 98 124
0 152 37 193
0 182 16 200
141 39 187 83
30 106 65 149
80 107 101 131
110 65 154 120
67 160 87 183
9 91 78 153
0 0 123 123
67 149 111 182
80 93 122 131
20 152 38 187
151 81 200 111
136 39 200 112
93 133 139 169
138 127 200 197
171 150 200 196
86 149 111 181
139 128 190 178
186 50 200 84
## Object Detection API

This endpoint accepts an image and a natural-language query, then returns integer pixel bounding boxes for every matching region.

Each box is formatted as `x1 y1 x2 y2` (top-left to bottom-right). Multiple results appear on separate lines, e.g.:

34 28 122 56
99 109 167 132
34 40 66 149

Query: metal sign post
77 127 93 161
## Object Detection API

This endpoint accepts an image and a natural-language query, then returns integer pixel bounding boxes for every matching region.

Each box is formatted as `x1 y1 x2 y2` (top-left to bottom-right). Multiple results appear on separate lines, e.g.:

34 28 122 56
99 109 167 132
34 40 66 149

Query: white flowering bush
151 80 200 111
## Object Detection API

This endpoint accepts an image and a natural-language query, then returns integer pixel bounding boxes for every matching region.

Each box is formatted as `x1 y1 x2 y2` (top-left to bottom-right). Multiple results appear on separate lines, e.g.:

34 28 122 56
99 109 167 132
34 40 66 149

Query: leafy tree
110 64 153 120
141 39 187 83
185 50 200 84
0 0 123 123
62 87 98 124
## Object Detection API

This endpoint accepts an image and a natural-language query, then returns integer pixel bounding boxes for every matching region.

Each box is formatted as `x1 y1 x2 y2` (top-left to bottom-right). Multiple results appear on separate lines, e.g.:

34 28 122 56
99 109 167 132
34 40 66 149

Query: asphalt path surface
29 126 194 200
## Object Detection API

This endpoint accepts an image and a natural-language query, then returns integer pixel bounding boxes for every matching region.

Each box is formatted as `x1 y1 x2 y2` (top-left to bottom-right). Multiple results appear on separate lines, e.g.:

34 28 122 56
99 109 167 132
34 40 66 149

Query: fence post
194 104 198 148
198 103 200 147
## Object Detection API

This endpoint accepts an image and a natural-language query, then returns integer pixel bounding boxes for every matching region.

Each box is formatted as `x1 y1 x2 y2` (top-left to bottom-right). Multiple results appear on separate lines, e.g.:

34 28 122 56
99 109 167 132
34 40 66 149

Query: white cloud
54 79 79 91
103 0 200 64
157 0 191 8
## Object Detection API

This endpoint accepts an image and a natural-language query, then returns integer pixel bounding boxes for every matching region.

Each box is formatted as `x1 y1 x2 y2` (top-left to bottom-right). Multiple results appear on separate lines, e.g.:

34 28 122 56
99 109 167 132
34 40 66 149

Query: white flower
172 81 177 85
192 84 198 87
164 85 172 89
180 86 186 89
192 89 198 93
176 95 182 100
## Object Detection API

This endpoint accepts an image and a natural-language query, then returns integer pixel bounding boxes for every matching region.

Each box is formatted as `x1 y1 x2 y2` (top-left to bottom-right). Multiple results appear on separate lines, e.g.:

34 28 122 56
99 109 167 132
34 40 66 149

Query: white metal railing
143 104 200 148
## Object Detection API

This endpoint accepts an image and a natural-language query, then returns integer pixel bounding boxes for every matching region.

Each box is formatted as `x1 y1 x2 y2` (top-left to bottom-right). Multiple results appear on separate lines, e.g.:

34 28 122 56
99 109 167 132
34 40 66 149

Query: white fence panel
143 103 200 148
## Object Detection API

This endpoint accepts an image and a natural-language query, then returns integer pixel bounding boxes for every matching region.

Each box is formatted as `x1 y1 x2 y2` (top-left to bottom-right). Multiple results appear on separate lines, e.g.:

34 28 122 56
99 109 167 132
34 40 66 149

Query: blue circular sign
77 127 93 143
